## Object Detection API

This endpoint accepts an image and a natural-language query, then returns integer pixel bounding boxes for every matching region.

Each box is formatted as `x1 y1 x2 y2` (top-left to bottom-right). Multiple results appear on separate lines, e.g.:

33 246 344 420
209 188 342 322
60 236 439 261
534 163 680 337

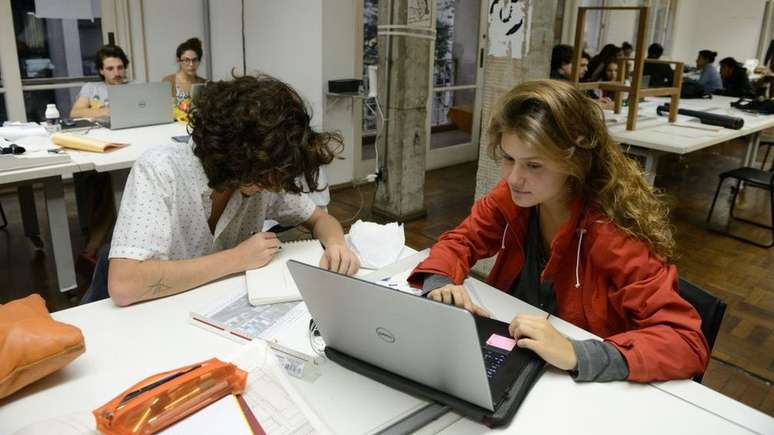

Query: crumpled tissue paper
349 220 405 269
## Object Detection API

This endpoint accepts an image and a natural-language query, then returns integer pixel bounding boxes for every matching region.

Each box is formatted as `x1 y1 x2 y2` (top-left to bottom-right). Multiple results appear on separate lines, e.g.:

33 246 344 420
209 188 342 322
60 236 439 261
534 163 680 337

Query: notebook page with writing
246 240 324 306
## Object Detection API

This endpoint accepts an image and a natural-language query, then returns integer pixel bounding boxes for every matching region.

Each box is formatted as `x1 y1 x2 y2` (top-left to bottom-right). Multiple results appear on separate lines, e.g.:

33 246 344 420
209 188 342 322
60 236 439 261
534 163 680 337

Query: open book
246 239 324 306
51 132 129 153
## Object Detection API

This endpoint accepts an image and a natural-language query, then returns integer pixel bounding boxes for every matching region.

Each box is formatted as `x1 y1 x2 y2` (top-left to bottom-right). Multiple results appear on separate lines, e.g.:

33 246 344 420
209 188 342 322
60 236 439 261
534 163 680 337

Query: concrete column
473 0 559 275
372 0 433 221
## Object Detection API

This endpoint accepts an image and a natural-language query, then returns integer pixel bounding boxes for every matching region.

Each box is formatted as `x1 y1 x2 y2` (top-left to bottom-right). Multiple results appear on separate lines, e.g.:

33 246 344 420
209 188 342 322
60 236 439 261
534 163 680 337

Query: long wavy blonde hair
487 79 675 259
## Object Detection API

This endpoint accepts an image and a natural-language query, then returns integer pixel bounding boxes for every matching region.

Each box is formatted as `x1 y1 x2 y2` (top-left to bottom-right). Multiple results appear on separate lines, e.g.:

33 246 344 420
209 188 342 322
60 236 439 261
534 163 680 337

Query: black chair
0 202 7 229
705 165 774 248
80 244 111 304
677 278 727 383
759 140 774 171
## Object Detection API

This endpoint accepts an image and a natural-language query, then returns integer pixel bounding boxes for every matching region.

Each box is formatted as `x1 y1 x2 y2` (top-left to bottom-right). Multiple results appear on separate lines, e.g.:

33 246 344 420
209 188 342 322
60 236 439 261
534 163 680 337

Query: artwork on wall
488 0 531 58
408 0 432 27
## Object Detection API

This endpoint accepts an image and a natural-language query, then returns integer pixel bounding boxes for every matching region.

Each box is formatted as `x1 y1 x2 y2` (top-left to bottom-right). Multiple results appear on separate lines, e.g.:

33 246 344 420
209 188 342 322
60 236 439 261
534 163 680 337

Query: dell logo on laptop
137 100 147 108
376 327 395 343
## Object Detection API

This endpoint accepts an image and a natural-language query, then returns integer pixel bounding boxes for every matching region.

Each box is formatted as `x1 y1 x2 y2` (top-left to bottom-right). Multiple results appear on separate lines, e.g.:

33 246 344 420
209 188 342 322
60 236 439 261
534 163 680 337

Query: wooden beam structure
569 6 684 130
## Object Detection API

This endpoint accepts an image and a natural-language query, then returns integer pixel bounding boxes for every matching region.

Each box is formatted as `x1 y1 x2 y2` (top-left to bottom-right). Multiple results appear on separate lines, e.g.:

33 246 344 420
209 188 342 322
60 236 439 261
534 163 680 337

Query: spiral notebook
246 239 324 306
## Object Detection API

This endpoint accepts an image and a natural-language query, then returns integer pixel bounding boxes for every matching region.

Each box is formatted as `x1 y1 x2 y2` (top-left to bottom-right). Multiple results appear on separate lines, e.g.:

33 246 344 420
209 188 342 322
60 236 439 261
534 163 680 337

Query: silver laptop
288 260 544 421
107 82 172 129
191 83 205 101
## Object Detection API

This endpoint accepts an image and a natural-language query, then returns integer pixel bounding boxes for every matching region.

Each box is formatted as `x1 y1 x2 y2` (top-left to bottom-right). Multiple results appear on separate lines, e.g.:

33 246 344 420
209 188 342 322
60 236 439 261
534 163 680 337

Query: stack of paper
0 124 48 140
228 342 330 434
0 152 71 172
51 132 129 153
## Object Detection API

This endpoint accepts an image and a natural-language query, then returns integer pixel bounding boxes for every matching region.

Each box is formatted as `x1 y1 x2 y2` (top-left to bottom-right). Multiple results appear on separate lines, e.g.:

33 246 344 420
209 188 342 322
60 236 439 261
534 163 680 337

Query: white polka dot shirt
109 142 316 261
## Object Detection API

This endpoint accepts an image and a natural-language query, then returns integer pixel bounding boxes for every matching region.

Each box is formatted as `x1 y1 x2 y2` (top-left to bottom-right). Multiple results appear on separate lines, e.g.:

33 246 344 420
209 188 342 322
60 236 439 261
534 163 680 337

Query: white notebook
246 239 324 306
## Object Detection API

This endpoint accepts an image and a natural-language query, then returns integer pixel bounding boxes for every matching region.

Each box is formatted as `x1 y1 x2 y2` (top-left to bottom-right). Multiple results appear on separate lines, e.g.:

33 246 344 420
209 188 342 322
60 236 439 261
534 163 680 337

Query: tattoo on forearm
146 278 172 298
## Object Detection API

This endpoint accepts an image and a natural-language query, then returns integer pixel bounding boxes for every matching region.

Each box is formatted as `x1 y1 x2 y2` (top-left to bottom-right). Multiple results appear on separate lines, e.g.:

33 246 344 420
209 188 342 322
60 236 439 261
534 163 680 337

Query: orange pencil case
93 358 247 435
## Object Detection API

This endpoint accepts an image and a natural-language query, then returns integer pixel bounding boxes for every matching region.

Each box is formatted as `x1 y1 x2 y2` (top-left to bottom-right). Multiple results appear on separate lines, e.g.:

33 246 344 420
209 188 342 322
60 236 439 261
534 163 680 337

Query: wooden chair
569 6 684 131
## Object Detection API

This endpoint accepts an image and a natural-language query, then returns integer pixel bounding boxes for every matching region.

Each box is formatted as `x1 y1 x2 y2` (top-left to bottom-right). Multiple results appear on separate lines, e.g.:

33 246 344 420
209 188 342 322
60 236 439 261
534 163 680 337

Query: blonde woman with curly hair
408 79 708 382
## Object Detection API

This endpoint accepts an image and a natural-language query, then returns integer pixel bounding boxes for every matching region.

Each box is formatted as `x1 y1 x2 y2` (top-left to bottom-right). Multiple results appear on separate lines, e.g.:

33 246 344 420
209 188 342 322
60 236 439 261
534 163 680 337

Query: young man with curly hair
107 75 359 306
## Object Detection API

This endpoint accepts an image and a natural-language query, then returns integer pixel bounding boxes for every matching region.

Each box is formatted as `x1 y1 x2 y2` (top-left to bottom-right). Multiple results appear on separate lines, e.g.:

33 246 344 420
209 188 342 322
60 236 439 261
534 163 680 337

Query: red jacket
408 180 709 382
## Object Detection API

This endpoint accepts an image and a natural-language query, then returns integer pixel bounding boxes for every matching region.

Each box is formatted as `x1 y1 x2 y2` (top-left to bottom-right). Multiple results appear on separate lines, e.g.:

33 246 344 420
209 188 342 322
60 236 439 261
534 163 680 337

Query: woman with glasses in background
162 37 207 121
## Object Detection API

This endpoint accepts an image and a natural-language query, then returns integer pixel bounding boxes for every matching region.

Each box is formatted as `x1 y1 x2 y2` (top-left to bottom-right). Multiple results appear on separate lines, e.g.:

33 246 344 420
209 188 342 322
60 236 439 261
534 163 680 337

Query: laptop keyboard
483 348 507 379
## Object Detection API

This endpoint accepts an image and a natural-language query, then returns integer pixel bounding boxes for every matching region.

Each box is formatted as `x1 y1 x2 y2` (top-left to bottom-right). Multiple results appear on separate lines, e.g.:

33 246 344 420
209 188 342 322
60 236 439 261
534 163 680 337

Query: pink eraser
486 333 516 352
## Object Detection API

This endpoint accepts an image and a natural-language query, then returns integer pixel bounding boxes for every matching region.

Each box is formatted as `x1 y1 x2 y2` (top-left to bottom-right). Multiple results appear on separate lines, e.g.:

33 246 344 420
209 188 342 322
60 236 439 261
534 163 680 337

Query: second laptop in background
108 82 173 129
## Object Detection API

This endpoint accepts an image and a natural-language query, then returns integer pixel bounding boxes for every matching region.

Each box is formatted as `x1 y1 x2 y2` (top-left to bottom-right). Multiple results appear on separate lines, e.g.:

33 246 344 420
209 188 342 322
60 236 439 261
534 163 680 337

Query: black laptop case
325 316 545 428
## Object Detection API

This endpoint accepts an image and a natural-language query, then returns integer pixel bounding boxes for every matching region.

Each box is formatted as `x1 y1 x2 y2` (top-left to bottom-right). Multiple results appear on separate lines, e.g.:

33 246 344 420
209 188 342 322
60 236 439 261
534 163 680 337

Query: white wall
244 1 324 129
140 0 207 81
208 0 242 80
601 7 638 49
141 0 358 185
670 0 766 65
322 0 359 186
127 0 208 82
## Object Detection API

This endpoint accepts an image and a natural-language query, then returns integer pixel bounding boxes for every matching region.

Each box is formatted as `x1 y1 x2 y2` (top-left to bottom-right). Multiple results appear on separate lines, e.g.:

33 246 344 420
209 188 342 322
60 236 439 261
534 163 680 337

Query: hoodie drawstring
574 228 586 288
502 220 586 288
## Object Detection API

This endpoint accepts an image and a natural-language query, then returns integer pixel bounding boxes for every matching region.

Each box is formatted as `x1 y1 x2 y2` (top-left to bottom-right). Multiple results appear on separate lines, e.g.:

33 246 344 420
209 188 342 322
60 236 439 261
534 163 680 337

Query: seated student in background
107 74 360 306
718 57 753 98
70 45 129 119
585 44 622 82
600 59 619 99
586 55 615 110
162 37 207 121
621 41 633 77
642 43 673 87
550 44 589 81
551 45 613 110
621 41 633 59
550 44 574 80
579 51 591 80
695 50 722 93
408 80 709 382
69 44 129 258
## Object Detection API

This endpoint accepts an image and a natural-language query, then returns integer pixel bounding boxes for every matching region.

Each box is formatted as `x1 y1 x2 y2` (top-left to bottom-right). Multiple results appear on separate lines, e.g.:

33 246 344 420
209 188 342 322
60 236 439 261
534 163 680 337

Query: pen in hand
249 231 282 250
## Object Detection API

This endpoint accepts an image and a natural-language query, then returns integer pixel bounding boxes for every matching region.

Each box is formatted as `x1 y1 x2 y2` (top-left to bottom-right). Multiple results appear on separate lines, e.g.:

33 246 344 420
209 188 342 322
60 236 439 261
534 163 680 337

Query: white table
0 123 187 293
1 250 771 435
3 122 337 294
607 96 774 184
66 122 188 213
0 161 86 292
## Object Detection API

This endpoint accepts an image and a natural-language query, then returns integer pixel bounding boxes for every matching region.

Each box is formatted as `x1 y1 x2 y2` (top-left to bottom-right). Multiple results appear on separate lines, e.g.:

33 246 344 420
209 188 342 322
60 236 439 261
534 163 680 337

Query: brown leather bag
0 294 85 399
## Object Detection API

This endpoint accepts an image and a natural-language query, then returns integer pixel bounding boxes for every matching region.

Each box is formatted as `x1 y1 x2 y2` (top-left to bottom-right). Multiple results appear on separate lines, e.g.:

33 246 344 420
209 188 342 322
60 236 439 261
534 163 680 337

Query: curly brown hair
189 74 341 193
487 79 675 259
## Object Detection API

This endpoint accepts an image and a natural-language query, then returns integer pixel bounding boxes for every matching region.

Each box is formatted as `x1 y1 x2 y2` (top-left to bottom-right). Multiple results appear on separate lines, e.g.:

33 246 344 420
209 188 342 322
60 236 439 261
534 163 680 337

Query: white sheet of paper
160 395 253 435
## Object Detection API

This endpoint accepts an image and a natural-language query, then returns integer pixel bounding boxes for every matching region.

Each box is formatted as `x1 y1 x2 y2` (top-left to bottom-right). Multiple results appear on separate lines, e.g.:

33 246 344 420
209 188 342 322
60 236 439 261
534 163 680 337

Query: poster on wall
488 0 532 59
408 0 432 27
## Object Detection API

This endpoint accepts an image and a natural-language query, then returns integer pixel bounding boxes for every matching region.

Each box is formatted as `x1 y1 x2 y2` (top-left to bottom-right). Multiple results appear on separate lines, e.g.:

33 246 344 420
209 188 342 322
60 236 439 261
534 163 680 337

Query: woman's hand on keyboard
427 284 490 317
509 314 577 371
